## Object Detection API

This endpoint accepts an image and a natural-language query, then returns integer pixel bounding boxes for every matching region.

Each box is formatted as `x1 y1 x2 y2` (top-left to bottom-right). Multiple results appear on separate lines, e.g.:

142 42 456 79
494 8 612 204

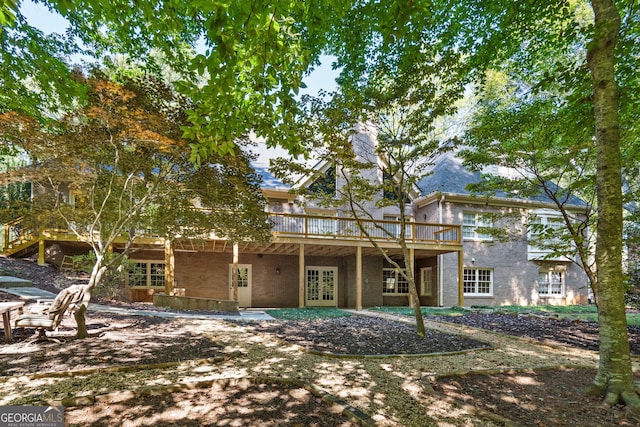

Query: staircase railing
2 217 34 253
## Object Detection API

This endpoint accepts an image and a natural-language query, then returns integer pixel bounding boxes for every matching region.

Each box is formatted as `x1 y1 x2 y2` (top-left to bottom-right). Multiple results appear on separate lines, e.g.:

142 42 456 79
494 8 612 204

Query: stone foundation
153 294 239 313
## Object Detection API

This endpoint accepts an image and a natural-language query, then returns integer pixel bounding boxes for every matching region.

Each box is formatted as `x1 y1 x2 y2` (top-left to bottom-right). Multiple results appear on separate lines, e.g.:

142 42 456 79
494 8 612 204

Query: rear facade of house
2 139 590 308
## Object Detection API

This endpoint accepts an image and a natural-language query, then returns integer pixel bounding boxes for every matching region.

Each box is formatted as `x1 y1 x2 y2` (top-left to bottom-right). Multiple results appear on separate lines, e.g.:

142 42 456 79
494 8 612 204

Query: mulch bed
243 316 492 355
427 312 640 354
433 367 640 427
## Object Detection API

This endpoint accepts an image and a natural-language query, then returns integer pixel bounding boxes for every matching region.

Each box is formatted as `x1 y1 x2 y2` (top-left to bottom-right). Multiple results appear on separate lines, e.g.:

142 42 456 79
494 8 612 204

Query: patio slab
0 276 33 288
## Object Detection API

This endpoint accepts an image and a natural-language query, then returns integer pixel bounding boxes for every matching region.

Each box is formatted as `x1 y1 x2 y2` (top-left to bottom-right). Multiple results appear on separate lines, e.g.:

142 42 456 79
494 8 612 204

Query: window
128 261 165 288
527 210 570 261
529 215 565 245
420 267 433 296
382 169 410 203
309 165 336 195
233 266 249 288
463 212 492 241
463 268 493 296
538 270 564 297
382 268 409 294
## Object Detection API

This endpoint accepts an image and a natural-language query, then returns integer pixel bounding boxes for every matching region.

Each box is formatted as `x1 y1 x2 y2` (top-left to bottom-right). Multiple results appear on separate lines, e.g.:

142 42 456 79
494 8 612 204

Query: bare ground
2 256 640 426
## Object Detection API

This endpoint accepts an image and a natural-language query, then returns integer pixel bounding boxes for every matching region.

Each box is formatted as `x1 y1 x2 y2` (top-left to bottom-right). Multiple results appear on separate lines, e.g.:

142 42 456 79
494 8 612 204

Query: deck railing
269 213 460 245
2 217 33 252
3 213 461 253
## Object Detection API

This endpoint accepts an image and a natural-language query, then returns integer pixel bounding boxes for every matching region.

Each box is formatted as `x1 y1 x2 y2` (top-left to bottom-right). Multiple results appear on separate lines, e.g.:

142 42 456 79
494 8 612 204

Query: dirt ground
2 256 640 426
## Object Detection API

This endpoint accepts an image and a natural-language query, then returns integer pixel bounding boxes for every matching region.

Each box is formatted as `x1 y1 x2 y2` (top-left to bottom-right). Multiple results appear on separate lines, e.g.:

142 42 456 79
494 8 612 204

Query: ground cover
372 304 640 325
1 256 640 425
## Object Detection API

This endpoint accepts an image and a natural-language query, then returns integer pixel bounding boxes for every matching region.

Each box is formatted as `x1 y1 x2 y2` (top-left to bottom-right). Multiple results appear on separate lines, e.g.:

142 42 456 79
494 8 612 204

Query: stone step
0 276 33 288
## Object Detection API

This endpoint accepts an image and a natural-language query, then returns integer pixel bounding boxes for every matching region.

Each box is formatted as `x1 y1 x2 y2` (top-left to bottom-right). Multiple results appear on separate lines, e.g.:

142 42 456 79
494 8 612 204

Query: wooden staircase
2 217 38 257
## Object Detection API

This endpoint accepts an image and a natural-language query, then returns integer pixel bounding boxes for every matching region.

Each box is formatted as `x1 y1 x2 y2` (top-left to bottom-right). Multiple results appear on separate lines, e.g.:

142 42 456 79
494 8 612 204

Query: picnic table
0 301 25 344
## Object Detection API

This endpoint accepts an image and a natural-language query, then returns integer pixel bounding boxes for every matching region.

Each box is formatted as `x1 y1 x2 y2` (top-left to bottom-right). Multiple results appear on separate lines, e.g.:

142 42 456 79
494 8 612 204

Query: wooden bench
15 286 83 339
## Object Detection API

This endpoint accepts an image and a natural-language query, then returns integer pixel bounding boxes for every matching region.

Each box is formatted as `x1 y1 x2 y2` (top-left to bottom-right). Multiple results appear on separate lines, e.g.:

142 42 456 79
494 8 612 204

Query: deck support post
164 239 175 295
298 243 305 308
231 243 239 302
356 245 363 311
408 247 416 308
37 238 45 266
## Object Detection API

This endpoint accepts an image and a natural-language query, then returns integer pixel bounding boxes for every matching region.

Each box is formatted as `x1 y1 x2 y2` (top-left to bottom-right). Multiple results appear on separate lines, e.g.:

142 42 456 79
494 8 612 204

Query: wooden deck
3 214 462 258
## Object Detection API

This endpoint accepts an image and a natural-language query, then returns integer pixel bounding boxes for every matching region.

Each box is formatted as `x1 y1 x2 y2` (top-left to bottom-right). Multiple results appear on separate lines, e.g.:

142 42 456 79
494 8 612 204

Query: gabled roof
247 139 292 190
418 152 485 196
253 166 288 189
418 152 589 208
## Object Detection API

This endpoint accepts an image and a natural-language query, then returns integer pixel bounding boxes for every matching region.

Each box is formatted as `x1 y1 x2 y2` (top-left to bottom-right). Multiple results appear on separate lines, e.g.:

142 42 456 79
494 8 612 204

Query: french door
305 266 337 307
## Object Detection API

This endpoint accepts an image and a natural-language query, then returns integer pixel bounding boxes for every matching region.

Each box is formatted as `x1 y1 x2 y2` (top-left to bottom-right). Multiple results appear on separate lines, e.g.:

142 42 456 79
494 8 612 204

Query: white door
305 266 337 307
229 264 252 308
420 267 433 296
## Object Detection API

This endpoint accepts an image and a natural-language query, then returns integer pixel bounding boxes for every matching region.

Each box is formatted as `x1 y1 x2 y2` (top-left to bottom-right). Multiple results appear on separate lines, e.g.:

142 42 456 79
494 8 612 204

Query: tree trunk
404 252 426 336
74 303 89 339
587 0 640 409
408 279 426 336
75 256 106 339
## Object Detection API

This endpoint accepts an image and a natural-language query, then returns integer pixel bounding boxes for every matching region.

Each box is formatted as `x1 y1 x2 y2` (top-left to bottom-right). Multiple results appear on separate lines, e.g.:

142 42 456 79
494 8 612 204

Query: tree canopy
0 71 271 337
1 0 346 158
2 0 639 408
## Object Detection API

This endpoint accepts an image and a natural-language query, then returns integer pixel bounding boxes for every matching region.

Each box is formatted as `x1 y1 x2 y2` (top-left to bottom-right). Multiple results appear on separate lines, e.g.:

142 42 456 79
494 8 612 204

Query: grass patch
265 307 352 320
370 306 471 317
370 305 640 326
471 305 597 314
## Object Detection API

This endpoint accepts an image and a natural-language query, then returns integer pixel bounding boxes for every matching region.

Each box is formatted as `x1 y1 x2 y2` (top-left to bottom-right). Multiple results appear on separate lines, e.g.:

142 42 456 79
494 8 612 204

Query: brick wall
437 202 590 306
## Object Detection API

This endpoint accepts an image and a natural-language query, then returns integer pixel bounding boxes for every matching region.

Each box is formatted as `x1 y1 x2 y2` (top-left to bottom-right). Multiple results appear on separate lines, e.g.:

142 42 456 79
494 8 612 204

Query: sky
20 0 339 96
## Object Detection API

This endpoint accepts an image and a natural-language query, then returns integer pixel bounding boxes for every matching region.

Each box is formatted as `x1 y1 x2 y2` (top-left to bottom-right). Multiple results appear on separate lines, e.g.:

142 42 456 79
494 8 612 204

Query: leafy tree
2 0 638 407
274 75 454 336
321 0 639 409
0 72 270 338
1 0 346 157
0 1 18 26
0 149 31 223
451 0 637 409
461 70 597 299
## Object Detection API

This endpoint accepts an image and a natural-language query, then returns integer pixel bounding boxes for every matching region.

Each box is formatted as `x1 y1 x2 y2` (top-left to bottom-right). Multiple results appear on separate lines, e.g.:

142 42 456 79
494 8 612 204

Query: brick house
416 153 591 306
2 135 465 308
2 137 590 308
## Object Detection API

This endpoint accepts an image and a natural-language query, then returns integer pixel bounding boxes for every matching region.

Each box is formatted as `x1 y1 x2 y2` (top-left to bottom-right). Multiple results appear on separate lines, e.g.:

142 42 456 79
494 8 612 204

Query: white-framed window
128 261 165 288
527 210 571 261
229 265 250 288
538 270 564 297
382 268 409 295
528 214 565 244
420 267 433 296
462 212 493 241
463 268 493 296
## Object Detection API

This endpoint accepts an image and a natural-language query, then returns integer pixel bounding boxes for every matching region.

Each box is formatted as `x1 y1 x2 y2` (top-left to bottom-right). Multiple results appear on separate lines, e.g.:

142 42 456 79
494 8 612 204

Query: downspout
438 194 445 307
